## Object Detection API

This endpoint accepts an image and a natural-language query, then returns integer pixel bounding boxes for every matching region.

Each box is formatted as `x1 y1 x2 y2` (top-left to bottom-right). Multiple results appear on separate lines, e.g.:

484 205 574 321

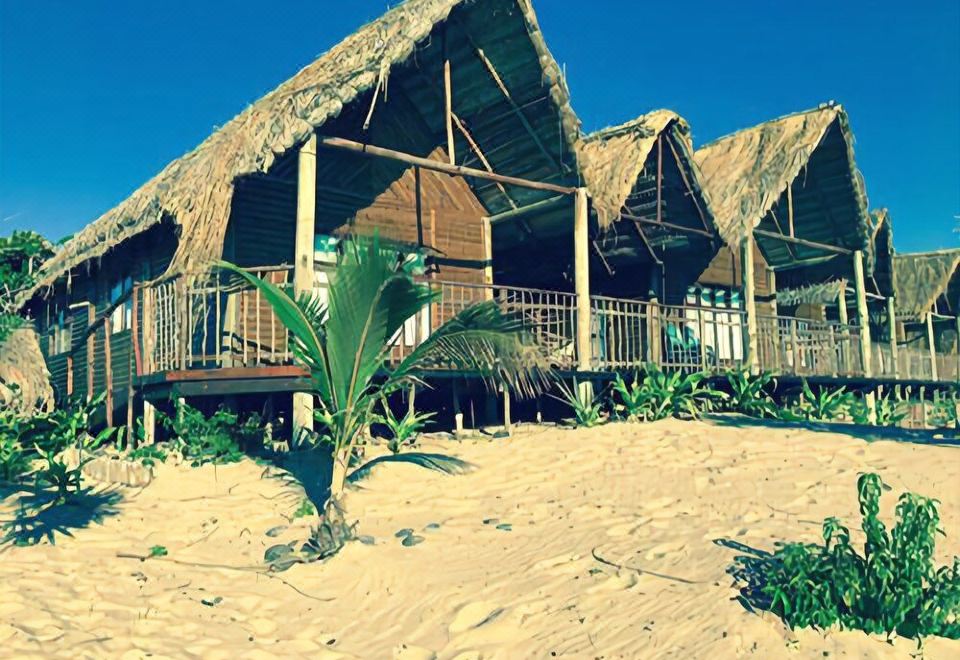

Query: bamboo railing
136 268 957 383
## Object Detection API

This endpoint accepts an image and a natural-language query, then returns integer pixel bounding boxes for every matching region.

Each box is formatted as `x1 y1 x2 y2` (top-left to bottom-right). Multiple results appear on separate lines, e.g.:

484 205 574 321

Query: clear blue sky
1 0 958 252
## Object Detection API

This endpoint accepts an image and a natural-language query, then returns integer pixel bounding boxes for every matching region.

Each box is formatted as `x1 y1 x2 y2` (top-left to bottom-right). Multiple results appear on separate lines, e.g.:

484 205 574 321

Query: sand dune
1 418 958 659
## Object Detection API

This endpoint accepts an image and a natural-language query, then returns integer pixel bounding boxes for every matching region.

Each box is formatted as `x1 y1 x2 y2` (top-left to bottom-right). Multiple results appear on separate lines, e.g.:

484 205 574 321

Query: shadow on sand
713 537 778 615
268 449 474 508
1 486 123 547
704 414 960 448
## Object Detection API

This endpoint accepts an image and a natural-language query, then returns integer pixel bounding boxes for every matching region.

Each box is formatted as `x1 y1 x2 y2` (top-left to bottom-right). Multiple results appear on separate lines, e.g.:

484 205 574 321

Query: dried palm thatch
693 103 870 266
21 0 579 306
869 208 896 297
892 249 960 320
576 110 709 229
0 328 53 414
776 279 847 306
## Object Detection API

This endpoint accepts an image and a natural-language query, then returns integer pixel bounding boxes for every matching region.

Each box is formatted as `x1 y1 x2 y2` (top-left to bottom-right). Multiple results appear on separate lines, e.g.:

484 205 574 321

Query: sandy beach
1 418 958 659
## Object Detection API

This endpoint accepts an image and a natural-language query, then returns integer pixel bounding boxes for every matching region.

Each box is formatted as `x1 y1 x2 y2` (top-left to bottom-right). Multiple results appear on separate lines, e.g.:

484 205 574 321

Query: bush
850 388 910 428
732 473 960 640
373 398 434 454
723 369 779 418
553 378 605 427
161 400 256 466
781 380 853 422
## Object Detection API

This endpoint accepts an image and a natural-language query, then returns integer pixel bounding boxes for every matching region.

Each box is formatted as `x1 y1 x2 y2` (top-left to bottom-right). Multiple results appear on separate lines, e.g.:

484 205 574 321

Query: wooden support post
838 283 850 374
104 316 114 427
443 31 455 166
887 296 900 379
292 134 317 443
142 399 156 446
926 312 939 381
452 379 463 436
853 250 875 422
853 250 873 378
502 385 512 435
481 216 494 289
574 188 592 376
86 305 95 401
769 269 778 316
655 135 663 224
742 233 760 374
408 385 417 417
786 183 795 238
955 316 960 382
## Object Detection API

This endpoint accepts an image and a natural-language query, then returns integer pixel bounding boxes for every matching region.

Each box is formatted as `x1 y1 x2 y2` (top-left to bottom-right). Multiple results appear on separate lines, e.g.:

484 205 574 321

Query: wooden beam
926 312 939 381
443 29 455 166
86 304 95 401
787 183 795 237
853 250 873 378
104 315 113 427
626 217 663 265
574 188 592 372
742 234 760 373
754 228 852 255
451 112 517 209
887 295 899 379
317 136 577 196
766 208 798 260
488 195 566 225
620 211 715 239
656 135 663 225
481 217 493 286
415 166 424 247
293 135 317 442
664 135 712 233
470 45 564 173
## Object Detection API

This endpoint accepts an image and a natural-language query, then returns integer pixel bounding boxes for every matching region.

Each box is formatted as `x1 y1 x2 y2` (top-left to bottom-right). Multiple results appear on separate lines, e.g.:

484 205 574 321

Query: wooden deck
132 267 959 389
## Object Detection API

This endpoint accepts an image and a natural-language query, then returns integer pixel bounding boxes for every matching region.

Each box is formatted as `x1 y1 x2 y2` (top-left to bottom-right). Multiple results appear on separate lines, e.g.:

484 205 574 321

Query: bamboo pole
292 134 317 442
316 136 576 195
574 188 592 375
887 296 899 379
742 233 760 374
443 30 455 166
753 228 852 255
104 315 114 427
853 250 875 423
926 312 939 381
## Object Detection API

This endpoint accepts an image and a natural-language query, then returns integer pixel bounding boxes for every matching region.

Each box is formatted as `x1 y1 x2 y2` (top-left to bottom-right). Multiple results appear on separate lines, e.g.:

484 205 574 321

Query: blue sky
1 0 958 252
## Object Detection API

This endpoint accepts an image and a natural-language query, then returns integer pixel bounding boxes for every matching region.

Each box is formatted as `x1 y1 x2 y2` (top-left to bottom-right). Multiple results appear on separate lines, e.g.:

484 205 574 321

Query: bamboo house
14 2 959 440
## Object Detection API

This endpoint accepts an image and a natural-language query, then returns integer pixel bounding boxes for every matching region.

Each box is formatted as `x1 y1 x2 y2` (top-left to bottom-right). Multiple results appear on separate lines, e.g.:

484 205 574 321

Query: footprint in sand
448 601 504 634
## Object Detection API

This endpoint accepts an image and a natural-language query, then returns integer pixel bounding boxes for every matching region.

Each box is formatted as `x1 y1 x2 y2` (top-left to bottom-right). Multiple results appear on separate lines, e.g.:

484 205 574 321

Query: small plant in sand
929 391 960 429
850 388 910 428
219 234 551 549
291 498 316 519
374 398 435 454
0 433 30 483
610 372 645 421
733 473 960 640
781 380 853 422
148 545 168 558
723 369 779 419
554 378 605 427
34 445 91 504
161 400 246 467
633 365 725 421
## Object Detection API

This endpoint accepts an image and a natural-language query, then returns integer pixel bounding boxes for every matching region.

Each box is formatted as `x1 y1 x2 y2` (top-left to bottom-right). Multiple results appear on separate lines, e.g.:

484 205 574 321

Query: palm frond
392 300 554 398
215 261 332 403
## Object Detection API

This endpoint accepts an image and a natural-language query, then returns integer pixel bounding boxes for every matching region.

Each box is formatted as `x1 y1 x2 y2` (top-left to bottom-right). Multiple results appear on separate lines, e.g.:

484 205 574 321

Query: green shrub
733 473 960 640
850 388 910 428
373 398 435 454
161 400 254 466
34 445 91 504
610 372 646 421
128 445 167 468
723 369 779 418
639 366 725 421
930 393 959 429
553 378 605 427
291 498 316 519
0 434 30 483
781 380 853 422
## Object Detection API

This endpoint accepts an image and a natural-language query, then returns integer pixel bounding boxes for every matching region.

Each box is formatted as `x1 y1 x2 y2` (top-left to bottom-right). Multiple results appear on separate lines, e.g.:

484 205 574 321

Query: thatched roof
693 103 871 271
893 249 960 320
869 208 896 297
0 328 53 414
576 110 711 230
23 0 580 305
775 279 847 306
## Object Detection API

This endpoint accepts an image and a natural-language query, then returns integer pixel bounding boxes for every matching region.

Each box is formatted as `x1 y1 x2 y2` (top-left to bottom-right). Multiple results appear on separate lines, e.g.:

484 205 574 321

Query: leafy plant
610 372 645 421
782 380 853 422
723 369 779 418
128 445 167 468
161 400 245 467
374 398 435 454
850 388 910 427
148 545 168 558
553 378 604 427
733 473 960 640
634 366 725 421
291 498 316 520
0 434 31 483
930 392 960 429
218 234 551 520
34 445 91 504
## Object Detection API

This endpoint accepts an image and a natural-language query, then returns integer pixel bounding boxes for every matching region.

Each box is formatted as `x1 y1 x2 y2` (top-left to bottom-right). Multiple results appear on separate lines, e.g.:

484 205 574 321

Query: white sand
1 418 958 659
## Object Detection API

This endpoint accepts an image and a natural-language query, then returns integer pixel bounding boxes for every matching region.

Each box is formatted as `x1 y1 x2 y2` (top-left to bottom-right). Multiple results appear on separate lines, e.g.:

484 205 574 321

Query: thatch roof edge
21 0 580 307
